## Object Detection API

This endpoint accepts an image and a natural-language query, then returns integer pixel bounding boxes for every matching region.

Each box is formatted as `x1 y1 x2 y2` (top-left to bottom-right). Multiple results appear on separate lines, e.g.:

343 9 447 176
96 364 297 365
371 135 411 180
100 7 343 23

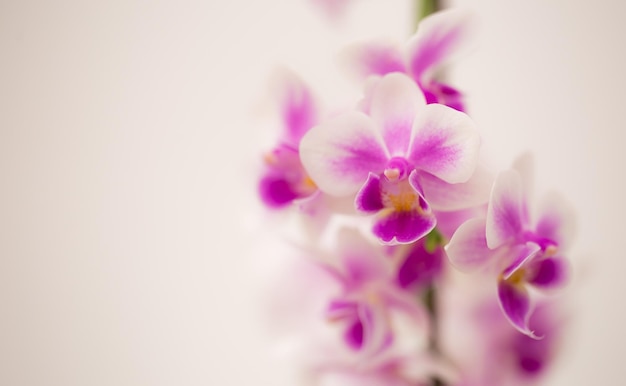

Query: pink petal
407 103 480 184
406 8 477 81
501 242 541 279
369 73 427 156
355 173 384 213
300 112 388 196
526 256 569 290
417 164 492 211
445 217 495 272
534 191 576 252
341 41 407 79
373 209 436 245
486 170 527 249
497 280 539 338
272 70 318 146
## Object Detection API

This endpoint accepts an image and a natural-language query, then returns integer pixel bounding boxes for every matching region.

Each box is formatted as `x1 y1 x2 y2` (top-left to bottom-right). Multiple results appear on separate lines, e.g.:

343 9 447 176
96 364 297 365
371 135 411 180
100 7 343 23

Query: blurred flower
259 71 320 209
343 8 477 111
300 72 480 244
446 158 574 337
322 228 429 358
309 0 354 20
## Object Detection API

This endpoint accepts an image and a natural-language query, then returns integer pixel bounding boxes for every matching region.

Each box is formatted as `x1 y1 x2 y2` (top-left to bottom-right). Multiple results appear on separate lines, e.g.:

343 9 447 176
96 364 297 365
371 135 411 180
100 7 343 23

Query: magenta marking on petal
409 129 460 172
527 257 568 289
497 280 538 338
327 299 357 318
486 170 527 249
409 29 460 80
344 318 364 350
397 240 443 288
258 175 299 208
360 44 406 76
334 137 388 176
283 87 316 145
373 210 436 244
299 112 388 196
407 104 479 184
355 173 384 213
426 81 465 112
406 9 475 81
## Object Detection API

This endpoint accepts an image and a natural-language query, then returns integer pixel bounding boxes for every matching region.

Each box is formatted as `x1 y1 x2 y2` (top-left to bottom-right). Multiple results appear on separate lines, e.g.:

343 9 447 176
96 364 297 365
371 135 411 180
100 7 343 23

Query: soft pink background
1 0 623 385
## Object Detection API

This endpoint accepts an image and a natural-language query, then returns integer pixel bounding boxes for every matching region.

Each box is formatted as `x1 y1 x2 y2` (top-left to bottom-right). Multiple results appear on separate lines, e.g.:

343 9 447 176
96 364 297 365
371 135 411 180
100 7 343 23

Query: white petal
486 170 526 249
445 217 496 272
407 104 480 184
300 112 388 196
370 73 427 156
406 8 478 81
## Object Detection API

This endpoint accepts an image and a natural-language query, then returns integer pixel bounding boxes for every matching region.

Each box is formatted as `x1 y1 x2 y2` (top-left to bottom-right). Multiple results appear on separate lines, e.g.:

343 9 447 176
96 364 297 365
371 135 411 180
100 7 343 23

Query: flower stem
415 1 447 383
415 0 442 26
423 284 445 386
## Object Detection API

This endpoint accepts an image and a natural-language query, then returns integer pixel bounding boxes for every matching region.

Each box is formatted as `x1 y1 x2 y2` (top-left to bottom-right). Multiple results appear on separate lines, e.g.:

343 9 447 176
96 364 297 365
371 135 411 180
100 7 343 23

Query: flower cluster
256 7 574 386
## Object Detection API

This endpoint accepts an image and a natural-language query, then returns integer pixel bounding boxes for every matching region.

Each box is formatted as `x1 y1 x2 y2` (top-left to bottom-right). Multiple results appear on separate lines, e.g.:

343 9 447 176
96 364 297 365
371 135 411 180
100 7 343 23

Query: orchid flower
320 229 429 360
343 8 476 111
445 161 574 337
459 298 565 386
259 71 320 209
300 72 480 244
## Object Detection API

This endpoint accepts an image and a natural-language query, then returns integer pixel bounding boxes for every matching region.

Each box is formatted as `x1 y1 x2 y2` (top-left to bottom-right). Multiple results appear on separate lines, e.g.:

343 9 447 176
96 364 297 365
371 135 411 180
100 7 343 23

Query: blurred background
0 0 624 384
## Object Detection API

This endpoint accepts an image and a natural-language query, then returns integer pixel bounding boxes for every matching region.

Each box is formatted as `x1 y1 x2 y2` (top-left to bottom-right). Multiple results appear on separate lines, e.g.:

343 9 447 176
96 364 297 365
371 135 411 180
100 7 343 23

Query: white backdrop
1 0 624 385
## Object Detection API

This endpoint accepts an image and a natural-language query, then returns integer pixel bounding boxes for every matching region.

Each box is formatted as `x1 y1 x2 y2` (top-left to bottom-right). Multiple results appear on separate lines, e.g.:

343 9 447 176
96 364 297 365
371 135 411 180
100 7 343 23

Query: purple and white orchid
300 72 480 244
322 229 429 359
445 163 574 337
259 71 320 209
343 8 476 111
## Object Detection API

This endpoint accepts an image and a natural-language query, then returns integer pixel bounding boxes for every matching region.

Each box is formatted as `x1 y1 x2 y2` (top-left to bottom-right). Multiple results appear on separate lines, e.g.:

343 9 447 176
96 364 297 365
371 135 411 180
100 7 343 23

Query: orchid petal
418 164 492 211
336 228 393 285
501 242 541 279
355 173 384 213
407 103 480 184
258 174 300 208
359 302 392 356
406 8 477 81
445 217 495 272
526 257 569 290
300 112 388 196
373 210 436 245
535 191 576 252
370 73 427 156
341 41 407 79
497 280 538 338
433 206 484 240
397 241 443 289
486 170 526 249
272 70 318 146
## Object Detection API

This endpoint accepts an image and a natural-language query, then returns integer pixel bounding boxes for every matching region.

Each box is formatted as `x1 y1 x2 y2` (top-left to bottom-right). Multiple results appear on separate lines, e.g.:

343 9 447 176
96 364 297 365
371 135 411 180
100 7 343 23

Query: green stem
415 0 442 26
416 0 447 381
